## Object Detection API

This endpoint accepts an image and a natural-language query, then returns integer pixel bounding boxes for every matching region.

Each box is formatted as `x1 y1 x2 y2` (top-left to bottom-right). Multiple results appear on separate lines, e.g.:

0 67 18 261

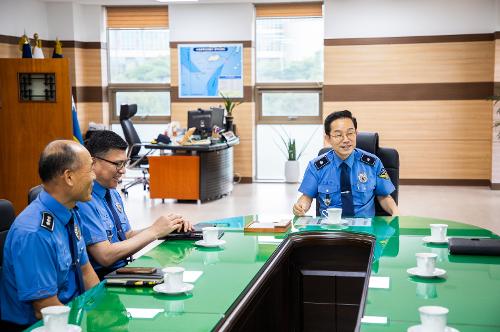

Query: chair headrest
0 199 15 232
119 104 138 121
356 132 379 154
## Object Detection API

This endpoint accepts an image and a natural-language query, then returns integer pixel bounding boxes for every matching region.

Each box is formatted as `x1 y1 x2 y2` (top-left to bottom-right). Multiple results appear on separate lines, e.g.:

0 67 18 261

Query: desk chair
315 132 399 216
119 104 153 196
28 185 43 204
0 199 15 269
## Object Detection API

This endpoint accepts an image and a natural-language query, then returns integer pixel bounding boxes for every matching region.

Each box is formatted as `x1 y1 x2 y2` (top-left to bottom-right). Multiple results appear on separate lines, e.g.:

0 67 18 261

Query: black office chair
28 185 43 204
0 199 15 269
315 132 399 216
119 104 153 196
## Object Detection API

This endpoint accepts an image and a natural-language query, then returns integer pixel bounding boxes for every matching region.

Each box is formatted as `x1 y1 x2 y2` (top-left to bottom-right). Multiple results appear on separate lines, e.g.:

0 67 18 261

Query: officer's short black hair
85 130 128 157
38 141 82 183
324 110 358 135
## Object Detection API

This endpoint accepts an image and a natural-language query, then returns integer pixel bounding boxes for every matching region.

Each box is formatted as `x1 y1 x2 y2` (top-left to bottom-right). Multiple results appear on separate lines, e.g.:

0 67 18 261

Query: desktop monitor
187 109 213 137
209 107 225 130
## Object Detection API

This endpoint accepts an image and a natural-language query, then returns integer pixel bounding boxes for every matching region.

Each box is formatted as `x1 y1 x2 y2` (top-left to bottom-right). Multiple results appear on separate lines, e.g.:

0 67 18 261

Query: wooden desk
148 141 237 201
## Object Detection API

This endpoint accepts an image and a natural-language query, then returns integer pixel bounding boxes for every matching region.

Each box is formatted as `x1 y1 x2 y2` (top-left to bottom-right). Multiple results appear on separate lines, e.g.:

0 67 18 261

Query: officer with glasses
293 110 399 218
77 130 192 280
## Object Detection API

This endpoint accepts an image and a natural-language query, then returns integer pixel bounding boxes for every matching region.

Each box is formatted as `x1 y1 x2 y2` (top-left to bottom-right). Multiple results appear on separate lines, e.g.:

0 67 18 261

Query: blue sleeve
13 231 58 301
374 159 395 197
77 202 108 246
79 245 89 266
298 161 319 198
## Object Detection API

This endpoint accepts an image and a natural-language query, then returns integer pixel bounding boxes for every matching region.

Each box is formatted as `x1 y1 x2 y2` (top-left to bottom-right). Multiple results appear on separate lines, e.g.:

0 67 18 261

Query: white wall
0 0 49 38
169 3 254 41
324 0 498 38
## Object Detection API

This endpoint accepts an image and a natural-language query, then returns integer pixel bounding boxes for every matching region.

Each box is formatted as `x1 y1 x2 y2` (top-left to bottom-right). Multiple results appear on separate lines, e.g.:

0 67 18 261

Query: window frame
255 15 324 125
106 28 171 125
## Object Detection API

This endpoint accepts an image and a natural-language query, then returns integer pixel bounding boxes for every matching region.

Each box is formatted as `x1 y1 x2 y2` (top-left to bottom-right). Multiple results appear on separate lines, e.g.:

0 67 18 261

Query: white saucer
422 236 449 244
407 267 446 278
194 239 226 247
153 282 194 295
408 324 459 332
33 324 82 332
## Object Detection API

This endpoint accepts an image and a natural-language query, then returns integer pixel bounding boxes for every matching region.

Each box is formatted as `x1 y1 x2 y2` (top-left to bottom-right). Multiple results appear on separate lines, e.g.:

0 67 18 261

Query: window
255 4 324 181
107 6 170 123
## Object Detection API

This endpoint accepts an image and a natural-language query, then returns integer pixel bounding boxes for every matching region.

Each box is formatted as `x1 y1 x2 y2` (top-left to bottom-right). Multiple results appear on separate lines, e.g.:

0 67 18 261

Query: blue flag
52 38 63 58
19 34 32 58
72 97 84 144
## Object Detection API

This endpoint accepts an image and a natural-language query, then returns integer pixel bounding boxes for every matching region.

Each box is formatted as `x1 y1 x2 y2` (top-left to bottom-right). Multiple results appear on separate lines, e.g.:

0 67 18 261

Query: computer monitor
187 109 213 137
209 107 225 130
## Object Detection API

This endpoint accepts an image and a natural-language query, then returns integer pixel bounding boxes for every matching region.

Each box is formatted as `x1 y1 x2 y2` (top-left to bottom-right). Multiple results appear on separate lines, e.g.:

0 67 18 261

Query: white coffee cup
41 305 70 332
321 208 342 224
430 224 448 241
418 305 449 332
202 227 219 244
415 252 438 275
162 266 185 290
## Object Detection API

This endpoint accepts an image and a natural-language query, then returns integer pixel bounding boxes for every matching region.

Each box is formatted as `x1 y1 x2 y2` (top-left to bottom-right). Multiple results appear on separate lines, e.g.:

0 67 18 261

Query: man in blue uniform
1 140 100 329
293 110 399 217
77 130 192 279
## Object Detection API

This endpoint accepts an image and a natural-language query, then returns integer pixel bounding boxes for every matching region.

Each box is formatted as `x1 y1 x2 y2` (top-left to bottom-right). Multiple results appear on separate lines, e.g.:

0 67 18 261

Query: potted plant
274 126 318 183
220 92 241 132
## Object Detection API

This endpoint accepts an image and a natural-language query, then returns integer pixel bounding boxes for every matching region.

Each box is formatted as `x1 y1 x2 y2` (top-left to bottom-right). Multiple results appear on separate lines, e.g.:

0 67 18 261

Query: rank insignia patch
74 222 81 241
40 212 54 232
378 168 390 180
360 154 375 166
115 202 123 213
358 172 368 183
314 156 330 170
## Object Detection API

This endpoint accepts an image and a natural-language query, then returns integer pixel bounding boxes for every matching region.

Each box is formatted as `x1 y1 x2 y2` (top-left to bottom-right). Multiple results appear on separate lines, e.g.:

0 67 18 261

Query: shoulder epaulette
360 154 375 166
40 212 55 232
314 155 330 170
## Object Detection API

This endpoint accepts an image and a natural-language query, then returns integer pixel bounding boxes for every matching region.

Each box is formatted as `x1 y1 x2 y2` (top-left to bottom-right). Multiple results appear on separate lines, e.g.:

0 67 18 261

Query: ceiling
41 0 321 5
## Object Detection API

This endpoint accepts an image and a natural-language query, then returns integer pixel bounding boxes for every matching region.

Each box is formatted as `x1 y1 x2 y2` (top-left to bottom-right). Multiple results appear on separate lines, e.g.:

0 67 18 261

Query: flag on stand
71 96 84 144
18 34 32 58
32 33 44 59
52 38 63 58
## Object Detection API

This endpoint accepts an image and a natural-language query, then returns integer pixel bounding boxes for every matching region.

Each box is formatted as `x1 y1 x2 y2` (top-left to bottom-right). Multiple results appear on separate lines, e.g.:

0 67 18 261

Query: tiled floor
121 182 500 235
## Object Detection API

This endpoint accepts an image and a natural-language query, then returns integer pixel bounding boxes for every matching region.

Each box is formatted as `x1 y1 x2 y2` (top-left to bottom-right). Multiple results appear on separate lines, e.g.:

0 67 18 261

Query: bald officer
0 141 99 329
293 110 399 218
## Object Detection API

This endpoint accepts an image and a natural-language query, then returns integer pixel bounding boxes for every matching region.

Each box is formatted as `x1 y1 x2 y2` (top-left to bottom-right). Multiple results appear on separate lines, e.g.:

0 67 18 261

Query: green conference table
27 216 500 332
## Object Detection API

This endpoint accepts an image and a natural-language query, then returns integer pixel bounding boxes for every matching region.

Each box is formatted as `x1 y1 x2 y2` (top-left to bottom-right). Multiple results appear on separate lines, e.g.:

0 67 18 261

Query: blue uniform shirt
77 181 131 272
299 148 395 217
0 190 88 326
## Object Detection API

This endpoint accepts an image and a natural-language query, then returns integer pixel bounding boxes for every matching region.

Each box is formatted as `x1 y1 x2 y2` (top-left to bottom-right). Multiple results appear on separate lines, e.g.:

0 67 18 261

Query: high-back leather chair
0 199 15 268
28 185 43 204
119 104 151 195
316 132 399 216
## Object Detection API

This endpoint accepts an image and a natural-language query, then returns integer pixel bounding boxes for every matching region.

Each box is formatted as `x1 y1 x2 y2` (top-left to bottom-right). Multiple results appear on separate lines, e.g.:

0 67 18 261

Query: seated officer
0 140 100 328
77 130 192 279
293 110 399 217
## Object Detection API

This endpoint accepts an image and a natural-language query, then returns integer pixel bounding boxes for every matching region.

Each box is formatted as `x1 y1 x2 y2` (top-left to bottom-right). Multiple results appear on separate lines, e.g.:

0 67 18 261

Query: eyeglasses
94 156 130 170
329 131 356 142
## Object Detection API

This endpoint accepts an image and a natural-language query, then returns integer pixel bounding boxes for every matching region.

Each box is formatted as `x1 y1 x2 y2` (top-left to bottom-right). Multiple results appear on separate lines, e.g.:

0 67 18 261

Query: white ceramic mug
321 208 342 224
202 227 219 244
162 266 185 290
430 224 448 241
415 252 438 275
419 305 449 332
41 306 70 332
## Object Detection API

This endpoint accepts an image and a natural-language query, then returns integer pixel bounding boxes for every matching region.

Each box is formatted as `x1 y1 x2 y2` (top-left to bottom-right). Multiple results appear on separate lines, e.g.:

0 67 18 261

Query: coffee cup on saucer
41 305 70 332
202 227 219 244
418 306 449 332
416 252 438 275
162 266 185 290
321 208 342 224
429 224 448 242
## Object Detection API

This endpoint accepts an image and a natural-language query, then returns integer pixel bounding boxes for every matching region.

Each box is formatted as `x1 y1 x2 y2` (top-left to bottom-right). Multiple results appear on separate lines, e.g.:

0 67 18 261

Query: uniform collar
332 149 356 168
38 189 73 225
92 180 108 199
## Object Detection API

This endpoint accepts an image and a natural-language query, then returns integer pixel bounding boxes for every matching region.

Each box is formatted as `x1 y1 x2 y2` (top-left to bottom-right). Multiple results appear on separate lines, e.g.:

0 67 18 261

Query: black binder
449 238 500 256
